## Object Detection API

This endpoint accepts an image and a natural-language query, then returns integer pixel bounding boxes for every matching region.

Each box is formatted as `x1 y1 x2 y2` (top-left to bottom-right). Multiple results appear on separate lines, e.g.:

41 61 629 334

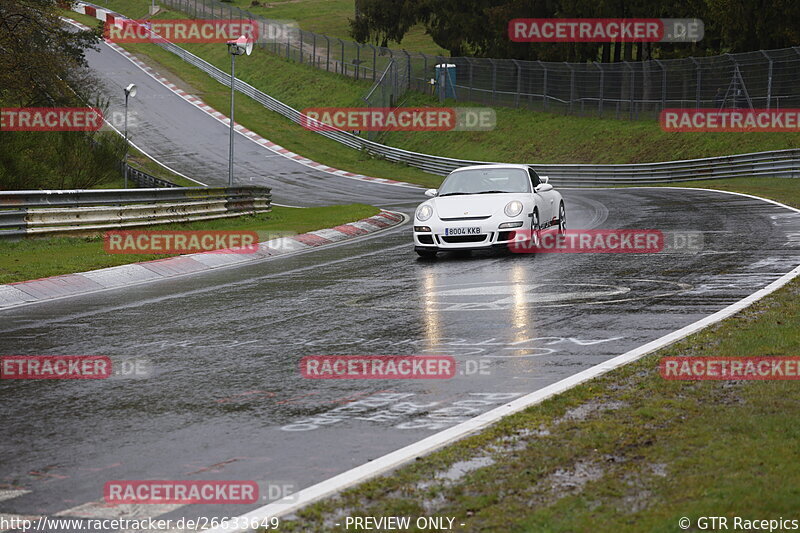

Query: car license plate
444 227 481 236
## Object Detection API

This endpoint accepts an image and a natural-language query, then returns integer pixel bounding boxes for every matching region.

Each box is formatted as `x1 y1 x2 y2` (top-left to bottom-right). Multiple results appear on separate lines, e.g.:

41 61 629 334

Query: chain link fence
160 0 800 119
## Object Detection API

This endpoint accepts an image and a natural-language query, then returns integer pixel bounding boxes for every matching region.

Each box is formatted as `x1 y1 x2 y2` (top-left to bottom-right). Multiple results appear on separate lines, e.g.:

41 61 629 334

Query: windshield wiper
475 190 511 194
438 192 471 197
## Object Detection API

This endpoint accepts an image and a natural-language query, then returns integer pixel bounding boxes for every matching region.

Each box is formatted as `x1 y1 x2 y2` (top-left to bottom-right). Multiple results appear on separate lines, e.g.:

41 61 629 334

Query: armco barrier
75 3 800 186
0 187 271 239
125 164 179 188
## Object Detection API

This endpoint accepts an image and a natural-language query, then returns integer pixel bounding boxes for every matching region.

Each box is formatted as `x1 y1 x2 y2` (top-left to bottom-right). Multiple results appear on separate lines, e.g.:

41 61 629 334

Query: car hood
431 193 520 219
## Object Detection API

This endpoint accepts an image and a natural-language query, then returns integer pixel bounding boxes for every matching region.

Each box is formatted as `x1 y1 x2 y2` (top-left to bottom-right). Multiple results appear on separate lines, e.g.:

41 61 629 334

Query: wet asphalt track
0 29 799 527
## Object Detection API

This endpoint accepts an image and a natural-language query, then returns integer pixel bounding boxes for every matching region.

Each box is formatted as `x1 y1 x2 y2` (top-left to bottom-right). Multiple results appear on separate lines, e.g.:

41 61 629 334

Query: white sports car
413 164 565 258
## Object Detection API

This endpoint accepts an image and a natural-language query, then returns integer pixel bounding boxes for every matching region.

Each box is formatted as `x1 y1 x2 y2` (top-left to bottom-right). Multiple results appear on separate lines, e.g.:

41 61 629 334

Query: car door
528 168 555 224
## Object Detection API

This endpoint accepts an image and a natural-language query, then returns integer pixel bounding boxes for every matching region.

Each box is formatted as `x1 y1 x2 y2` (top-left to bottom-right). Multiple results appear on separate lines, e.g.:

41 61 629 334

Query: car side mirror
541 175 549 184
424 188 438 197
535 183 553 193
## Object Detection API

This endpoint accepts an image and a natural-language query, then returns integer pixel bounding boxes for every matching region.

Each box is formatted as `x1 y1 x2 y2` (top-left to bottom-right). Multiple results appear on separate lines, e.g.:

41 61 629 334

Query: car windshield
438 168 530 196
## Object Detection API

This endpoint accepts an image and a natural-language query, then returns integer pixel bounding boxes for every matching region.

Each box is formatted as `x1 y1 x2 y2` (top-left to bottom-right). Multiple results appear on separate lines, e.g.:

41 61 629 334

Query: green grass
164 0 447 55
275 224 800 532
0 203 377 283
66 3 800 190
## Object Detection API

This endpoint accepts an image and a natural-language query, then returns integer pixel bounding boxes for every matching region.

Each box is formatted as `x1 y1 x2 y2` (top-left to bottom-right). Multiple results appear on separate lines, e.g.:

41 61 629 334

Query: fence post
512 59 521 108
312 33 316 67
654 59 666 112
490 59 497 105
421 53 428 95
690 57 701 109
465 57 473 101
340 38 345 76
371 45 377 81
624 61 634 119
324 35 330 71
299 30 304 63
355 43 360 80
403 50 411 90
565 62 575 114
539 60 548 110
436 56 445 103
595 62 603 115
760 50 773 109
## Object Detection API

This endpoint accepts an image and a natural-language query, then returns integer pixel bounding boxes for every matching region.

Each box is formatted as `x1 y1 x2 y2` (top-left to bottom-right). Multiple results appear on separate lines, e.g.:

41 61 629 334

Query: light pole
226 35 252 187
123 83 137 188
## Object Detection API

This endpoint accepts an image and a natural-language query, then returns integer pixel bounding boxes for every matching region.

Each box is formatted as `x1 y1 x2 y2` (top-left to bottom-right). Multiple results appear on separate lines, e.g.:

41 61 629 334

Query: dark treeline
349 0 800 61
1 0 126 190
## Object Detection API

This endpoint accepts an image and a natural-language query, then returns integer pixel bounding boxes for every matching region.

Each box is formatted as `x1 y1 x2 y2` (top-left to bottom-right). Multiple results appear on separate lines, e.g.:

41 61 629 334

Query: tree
0 0 100 107
349 0 418 49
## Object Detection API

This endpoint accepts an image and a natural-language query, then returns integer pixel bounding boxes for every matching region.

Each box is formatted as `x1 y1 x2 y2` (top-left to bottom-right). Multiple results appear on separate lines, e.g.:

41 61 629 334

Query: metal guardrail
79 4 800 187
125 164 179 188
0 187 272 239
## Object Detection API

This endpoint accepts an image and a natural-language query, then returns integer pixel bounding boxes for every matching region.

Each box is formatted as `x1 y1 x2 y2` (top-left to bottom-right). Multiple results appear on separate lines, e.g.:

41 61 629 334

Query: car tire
530 209 541 247
416 248 438 259
558 202 566 233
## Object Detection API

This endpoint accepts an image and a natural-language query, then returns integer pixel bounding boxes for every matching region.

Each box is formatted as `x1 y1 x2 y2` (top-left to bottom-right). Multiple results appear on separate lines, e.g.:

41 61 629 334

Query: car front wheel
530 210 542 247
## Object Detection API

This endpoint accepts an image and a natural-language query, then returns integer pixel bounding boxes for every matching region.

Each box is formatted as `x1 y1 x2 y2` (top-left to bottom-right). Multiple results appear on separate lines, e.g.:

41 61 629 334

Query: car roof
451 164 532 172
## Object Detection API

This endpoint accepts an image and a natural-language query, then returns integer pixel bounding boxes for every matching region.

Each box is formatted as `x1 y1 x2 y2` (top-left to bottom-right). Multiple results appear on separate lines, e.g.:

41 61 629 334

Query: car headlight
416 204 433 221
504 200 523 217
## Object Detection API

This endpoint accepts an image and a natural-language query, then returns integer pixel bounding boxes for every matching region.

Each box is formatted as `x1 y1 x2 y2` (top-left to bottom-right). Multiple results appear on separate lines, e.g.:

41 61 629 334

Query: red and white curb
0 210 406 310
65 7 420 190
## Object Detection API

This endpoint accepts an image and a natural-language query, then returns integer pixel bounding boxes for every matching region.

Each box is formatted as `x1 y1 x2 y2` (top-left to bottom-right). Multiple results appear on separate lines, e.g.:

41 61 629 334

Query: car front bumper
413 218 528 251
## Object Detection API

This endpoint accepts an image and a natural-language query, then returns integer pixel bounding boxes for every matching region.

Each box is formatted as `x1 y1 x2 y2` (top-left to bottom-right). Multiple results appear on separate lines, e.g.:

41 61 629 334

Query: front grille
439 215 492 221
441 234 487 243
